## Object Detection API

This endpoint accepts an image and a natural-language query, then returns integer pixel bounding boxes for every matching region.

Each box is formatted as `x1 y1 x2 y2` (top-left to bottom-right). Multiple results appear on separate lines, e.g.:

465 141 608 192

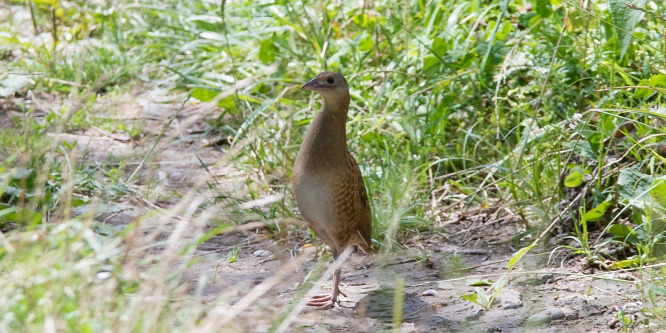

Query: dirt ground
1 89 657 332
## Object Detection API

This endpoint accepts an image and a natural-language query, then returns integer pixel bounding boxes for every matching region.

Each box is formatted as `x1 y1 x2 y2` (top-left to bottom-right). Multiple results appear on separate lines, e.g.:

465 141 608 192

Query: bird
292 71 372 309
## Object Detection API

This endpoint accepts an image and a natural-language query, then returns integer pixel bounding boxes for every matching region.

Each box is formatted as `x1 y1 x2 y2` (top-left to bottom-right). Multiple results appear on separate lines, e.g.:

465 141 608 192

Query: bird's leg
307 266 342 309
331 266 344 301
307 251 343 309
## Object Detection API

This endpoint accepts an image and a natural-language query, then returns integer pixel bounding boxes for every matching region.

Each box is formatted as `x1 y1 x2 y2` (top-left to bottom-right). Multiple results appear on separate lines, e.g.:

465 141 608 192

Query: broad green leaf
358 32 374 53
564 141 597 160
497 21 513 40
476 41 509 69
217 95 236 109
608 224 639 245
617 167 653 202
460 292 480 305
649 178 666 207
191 87 219 102
610 257 640 269
518 13 539 28
423 55 441 76
259 39 277 64
637 74 666 97
431 37 448 57
1 208 42 224
582 201 611 222
564 171 584 187
649 74 666 87
0 207 17 219
608 224 632 238
649 283 666 296
508 244 535 271
535 0 552 18
609 0 647 58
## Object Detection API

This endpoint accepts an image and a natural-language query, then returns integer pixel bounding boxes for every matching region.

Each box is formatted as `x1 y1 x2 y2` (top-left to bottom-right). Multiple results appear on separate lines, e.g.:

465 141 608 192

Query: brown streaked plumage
293 71 372 309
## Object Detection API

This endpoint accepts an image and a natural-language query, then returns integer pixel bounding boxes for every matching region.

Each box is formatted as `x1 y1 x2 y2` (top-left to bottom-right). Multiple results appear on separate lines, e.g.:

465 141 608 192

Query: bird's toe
307 294 336 309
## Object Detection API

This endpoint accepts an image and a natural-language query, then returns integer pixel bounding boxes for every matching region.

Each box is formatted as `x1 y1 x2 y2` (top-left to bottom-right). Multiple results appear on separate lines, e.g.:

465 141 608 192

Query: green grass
2 0 666 330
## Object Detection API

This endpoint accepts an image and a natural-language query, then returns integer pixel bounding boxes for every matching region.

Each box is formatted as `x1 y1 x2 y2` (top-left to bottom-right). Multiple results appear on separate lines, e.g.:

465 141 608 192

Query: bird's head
301 72 349 100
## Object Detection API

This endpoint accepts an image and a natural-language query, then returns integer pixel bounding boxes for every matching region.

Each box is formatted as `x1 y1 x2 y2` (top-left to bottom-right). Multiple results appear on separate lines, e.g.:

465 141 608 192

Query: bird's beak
301 77 320 91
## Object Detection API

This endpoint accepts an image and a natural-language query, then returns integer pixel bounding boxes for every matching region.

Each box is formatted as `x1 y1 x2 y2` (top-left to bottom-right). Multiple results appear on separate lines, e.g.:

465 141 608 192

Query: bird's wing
331 151 372 252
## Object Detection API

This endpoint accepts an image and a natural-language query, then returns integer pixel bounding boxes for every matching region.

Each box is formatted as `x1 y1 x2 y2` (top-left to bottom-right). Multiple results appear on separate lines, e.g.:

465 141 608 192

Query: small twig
28 0 38 34
50 4 57 68
46 77 82 87
254 253 279 266
625 3 666 22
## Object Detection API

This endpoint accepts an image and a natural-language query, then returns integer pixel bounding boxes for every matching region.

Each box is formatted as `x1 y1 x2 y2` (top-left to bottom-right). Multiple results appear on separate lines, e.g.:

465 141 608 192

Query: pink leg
307 267 343 309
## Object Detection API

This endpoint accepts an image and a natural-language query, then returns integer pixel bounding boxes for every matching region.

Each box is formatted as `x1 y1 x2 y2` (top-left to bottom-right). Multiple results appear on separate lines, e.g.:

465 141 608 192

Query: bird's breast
293 169 333 223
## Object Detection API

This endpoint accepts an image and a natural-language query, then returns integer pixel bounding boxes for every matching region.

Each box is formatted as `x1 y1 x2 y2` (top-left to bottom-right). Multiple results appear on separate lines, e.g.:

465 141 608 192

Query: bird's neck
299 93 350 166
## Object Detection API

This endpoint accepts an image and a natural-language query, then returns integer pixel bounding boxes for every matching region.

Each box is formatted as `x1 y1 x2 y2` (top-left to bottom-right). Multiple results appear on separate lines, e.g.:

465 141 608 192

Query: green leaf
609 224 639 245
0 207 17 219
649 178 666 207
217 95 236 109
564 171 584 187
460 292 480 305
423 55 442 76
648 283 666 296
496 21 513 40
476 41 509 69
617 167 653 203
469 280 493 287
582 201 611 222
226 246 240 263
535 0 552 18
358 32 374 53
0 208 42 225
564 141 597 160
431 37 448 57
608 224 632 238
259 39 277 64
518 13 539 28
191 87 219 102
609 0 647 58
610 257 640 269
649 74 666 87
508 244 535 271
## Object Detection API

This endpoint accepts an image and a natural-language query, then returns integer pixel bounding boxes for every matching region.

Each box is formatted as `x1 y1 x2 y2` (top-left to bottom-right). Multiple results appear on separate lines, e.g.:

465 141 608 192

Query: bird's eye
327 77 335 84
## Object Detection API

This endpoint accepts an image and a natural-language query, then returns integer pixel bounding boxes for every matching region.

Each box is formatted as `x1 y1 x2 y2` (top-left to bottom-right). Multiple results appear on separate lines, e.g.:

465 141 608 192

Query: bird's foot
306 294 337 310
